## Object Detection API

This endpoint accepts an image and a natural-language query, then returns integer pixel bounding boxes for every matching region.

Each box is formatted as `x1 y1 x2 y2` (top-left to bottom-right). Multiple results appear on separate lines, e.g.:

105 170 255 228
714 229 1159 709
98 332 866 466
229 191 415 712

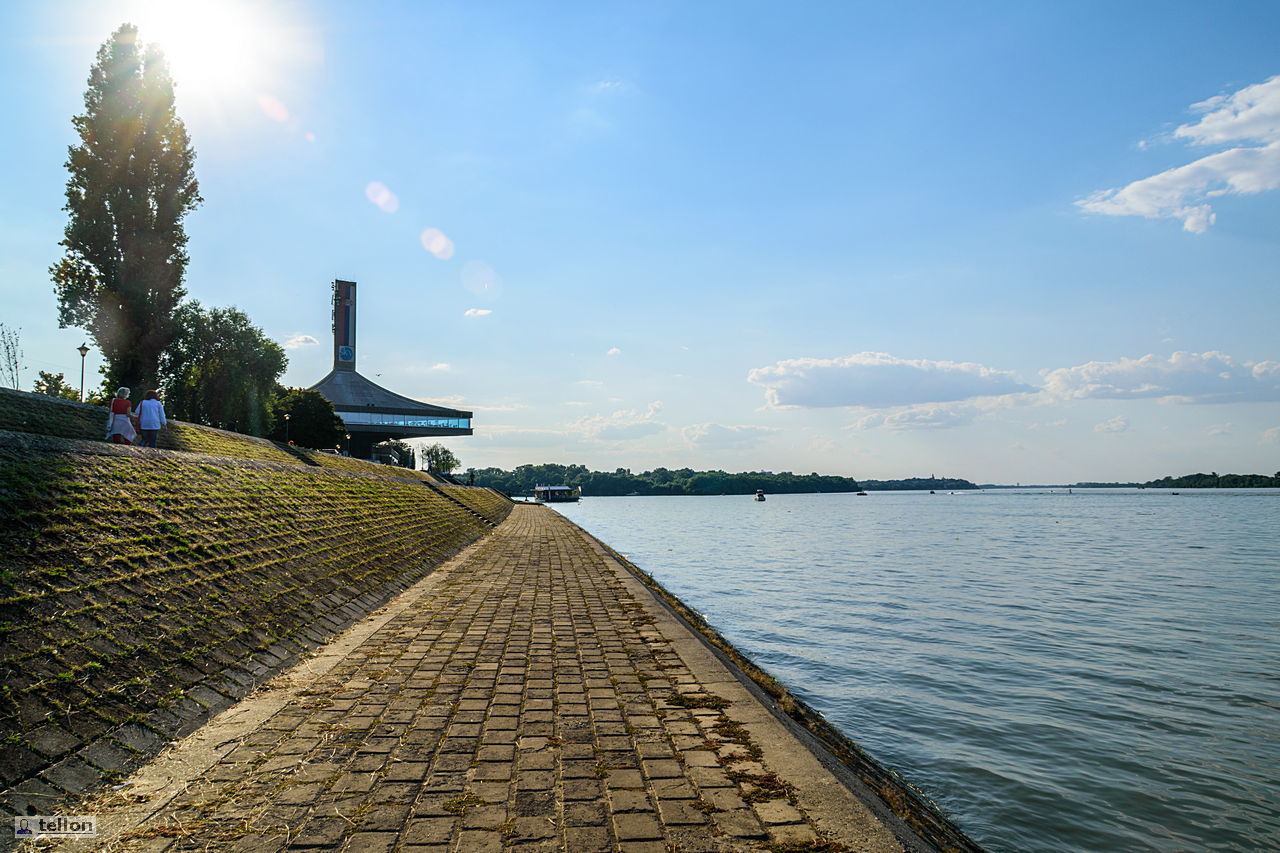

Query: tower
310 279 473 460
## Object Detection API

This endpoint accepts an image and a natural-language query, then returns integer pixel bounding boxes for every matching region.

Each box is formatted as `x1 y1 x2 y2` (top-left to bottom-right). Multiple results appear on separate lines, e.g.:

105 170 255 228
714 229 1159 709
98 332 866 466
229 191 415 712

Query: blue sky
3 1 1278 482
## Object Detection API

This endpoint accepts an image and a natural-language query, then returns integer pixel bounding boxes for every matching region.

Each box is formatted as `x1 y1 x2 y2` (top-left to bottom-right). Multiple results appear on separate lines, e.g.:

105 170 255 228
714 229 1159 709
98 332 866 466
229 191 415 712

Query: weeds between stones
737 771 795 802
767 839 856 853
442 791 485 815
667 692 731 710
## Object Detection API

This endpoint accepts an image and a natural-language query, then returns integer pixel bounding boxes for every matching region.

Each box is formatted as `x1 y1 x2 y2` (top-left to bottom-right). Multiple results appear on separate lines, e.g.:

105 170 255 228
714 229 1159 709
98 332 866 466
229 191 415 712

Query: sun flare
131 0 284 99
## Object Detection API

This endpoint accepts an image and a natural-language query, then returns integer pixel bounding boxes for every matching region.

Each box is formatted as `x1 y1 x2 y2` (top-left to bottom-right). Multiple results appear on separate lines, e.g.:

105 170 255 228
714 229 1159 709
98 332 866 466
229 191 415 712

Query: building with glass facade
310 280 472 460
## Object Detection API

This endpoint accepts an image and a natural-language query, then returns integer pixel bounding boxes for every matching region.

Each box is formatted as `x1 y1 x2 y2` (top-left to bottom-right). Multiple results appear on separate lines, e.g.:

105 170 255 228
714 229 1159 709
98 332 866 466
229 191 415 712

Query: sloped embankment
0 430 504 816
437 484 517 524
0 387 447 484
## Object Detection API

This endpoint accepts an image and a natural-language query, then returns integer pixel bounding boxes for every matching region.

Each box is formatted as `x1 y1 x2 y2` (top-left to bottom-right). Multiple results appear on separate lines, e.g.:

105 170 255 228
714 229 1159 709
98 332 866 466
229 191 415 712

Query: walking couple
106 387 168 448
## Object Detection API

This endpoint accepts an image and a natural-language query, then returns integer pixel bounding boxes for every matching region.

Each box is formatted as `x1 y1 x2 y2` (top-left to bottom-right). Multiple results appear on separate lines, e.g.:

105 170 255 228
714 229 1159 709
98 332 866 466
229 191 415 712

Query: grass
0 388 516 507
0 426 504 806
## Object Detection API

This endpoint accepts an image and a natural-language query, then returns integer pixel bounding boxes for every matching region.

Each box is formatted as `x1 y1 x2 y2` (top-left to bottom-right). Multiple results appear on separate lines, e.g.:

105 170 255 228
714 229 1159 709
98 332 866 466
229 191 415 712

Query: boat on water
533 485 580 503
754 490 766 501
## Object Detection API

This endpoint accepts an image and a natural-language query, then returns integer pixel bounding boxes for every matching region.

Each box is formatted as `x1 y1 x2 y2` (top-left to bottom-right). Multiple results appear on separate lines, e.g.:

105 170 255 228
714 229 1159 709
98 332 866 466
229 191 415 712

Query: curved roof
310 369 472 418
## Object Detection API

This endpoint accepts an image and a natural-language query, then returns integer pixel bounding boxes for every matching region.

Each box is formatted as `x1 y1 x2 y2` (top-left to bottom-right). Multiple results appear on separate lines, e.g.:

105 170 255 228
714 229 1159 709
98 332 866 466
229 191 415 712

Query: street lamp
284 412 291 443
76 343 90 402
344 433 351 456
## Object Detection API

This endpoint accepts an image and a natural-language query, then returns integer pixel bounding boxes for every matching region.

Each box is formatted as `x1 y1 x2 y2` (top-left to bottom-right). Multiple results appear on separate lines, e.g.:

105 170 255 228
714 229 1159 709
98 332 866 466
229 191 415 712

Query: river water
551 489 1279 853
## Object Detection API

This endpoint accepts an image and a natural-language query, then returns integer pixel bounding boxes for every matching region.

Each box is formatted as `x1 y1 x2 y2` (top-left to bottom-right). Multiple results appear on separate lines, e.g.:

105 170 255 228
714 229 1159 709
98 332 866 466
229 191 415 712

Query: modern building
310 280 472 460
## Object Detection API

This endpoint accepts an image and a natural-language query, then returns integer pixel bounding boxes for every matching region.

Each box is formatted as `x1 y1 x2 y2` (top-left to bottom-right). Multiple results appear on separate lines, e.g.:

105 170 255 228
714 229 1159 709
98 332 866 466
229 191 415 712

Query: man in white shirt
137 390 168 448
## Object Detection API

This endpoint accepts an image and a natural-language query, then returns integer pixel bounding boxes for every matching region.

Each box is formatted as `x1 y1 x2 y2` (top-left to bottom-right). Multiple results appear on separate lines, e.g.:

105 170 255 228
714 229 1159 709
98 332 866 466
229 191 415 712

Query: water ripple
556 489 1280 853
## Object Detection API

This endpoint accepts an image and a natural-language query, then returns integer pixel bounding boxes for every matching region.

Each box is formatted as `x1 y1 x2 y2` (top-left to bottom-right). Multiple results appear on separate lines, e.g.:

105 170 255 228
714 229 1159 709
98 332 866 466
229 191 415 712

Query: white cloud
1262 426 1280 445
576 380 603 386
808 435 836 454
590 79 631 95
593 421 665 440
420 227 455 260
571 401 665 441
1078 75 1280 232
1176 75 1280 146
606 347 621 356
431 363 451 372
563 401 589 407
473 425 570 448
1042 351 1280 404
1094 415 1130 434
851 404 980 431
1207 423 1232 436
683 423 780 449
1027 419 1068 430
282 333 319 350
463 308 492 318
748 352 1033 409
432 395 526 412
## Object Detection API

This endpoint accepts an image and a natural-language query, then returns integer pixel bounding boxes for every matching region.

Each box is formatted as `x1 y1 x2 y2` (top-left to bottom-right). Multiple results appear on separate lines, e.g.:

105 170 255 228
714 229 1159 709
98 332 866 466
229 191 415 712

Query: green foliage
421 442 460 473
268 387 345 450
1146 471 1280 488
858 476 979 491
32 371 80 401
51 24 201 393
160 301 286 436
374 439 416 469
0 438 503 787
469 463 865 496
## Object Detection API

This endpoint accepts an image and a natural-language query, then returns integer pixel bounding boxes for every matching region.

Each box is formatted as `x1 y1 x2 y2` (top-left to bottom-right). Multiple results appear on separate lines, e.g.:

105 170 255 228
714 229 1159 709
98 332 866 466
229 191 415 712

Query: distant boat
754 489 766 501
625 491 639 496
533 485 580 503
856 491 868 496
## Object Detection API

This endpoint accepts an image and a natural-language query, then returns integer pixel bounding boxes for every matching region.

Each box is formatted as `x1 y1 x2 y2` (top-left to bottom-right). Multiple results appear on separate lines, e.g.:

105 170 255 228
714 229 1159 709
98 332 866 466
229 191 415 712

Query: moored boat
754 489 766 501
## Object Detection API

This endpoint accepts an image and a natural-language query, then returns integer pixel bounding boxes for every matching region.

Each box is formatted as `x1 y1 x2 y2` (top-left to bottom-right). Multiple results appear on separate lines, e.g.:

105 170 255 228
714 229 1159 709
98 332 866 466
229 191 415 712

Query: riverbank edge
558 514 987 853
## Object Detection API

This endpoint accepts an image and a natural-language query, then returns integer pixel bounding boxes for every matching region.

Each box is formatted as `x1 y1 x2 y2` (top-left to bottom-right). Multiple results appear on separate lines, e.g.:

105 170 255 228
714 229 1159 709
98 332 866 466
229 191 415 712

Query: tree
374 440 416 469
421 443 460 473
268 387 345 449
0 323 21 389
51 24 201 394
33 372 80 401
160 301 286 435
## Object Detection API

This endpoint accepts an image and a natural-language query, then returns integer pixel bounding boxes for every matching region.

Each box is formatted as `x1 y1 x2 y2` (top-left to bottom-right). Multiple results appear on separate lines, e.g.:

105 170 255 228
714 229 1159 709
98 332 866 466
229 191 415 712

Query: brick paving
77 505 910 852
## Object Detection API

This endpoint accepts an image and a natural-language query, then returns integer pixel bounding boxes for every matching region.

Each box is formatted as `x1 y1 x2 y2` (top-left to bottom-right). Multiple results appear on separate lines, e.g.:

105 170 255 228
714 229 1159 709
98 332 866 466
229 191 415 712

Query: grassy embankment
0 389 512 815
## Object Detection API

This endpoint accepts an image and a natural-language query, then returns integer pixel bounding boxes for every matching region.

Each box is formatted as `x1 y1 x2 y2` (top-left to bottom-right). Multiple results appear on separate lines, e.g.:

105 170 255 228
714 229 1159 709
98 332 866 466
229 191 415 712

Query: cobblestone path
79 506 910 853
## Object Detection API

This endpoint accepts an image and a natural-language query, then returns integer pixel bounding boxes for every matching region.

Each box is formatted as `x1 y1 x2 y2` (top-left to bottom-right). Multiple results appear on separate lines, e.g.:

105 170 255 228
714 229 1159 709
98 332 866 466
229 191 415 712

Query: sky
2 0 1278 483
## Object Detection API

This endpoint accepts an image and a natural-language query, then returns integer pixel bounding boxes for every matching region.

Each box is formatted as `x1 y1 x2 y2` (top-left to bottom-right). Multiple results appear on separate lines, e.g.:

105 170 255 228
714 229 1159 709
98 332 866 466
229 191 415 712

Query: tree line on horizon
1145 471 1280 488
467 464 979 497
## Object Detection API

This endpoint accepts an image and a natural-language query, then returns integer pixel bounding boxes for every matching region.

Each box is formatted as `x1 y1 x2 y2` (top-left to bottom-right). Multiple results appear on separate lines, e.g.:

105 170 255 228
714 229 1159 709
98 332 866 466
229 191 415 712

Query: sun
131 0 281 99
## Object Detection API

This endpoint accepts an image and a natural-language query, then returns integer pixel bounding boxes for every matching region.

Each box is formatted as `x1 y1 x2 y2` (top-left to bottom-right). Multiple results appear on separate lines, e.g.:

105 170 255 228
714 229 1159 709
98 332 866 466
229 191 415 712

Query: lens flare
365 182 399 213
257 93 290 123
461 261 502 300
419 227 455 259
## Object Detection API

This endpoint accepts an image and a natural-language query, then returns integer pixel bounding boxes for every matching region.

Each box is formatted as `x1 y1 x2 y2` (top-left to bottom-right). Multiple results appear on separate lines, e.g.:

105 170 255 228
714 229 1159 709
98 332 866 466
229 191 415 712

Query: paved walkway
74 506 914 853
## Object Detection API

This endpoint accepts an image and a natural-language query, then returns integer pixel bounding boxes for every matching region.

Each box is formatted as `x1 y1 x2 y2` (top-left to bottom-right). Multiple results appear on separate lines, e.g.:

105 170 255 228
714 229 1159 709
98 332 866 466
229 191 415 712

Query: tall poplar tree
51 24 201 394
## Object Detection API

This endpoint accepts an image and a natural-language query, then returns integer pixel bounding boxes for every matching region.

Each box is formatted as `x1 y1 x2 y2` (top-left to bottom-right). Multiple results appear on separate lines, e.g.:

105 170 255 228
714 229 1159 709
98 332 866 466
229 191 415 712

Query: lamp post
76 343 90 402
344 433 351 456
284 412 291 443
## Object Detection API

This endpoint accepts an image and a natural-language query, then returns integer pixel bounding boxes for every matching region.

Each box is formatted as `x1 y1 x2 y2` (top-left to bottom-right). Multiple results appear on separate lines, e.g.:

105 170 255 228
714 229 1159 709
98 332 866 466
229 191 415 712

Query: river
551 489 1280 853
